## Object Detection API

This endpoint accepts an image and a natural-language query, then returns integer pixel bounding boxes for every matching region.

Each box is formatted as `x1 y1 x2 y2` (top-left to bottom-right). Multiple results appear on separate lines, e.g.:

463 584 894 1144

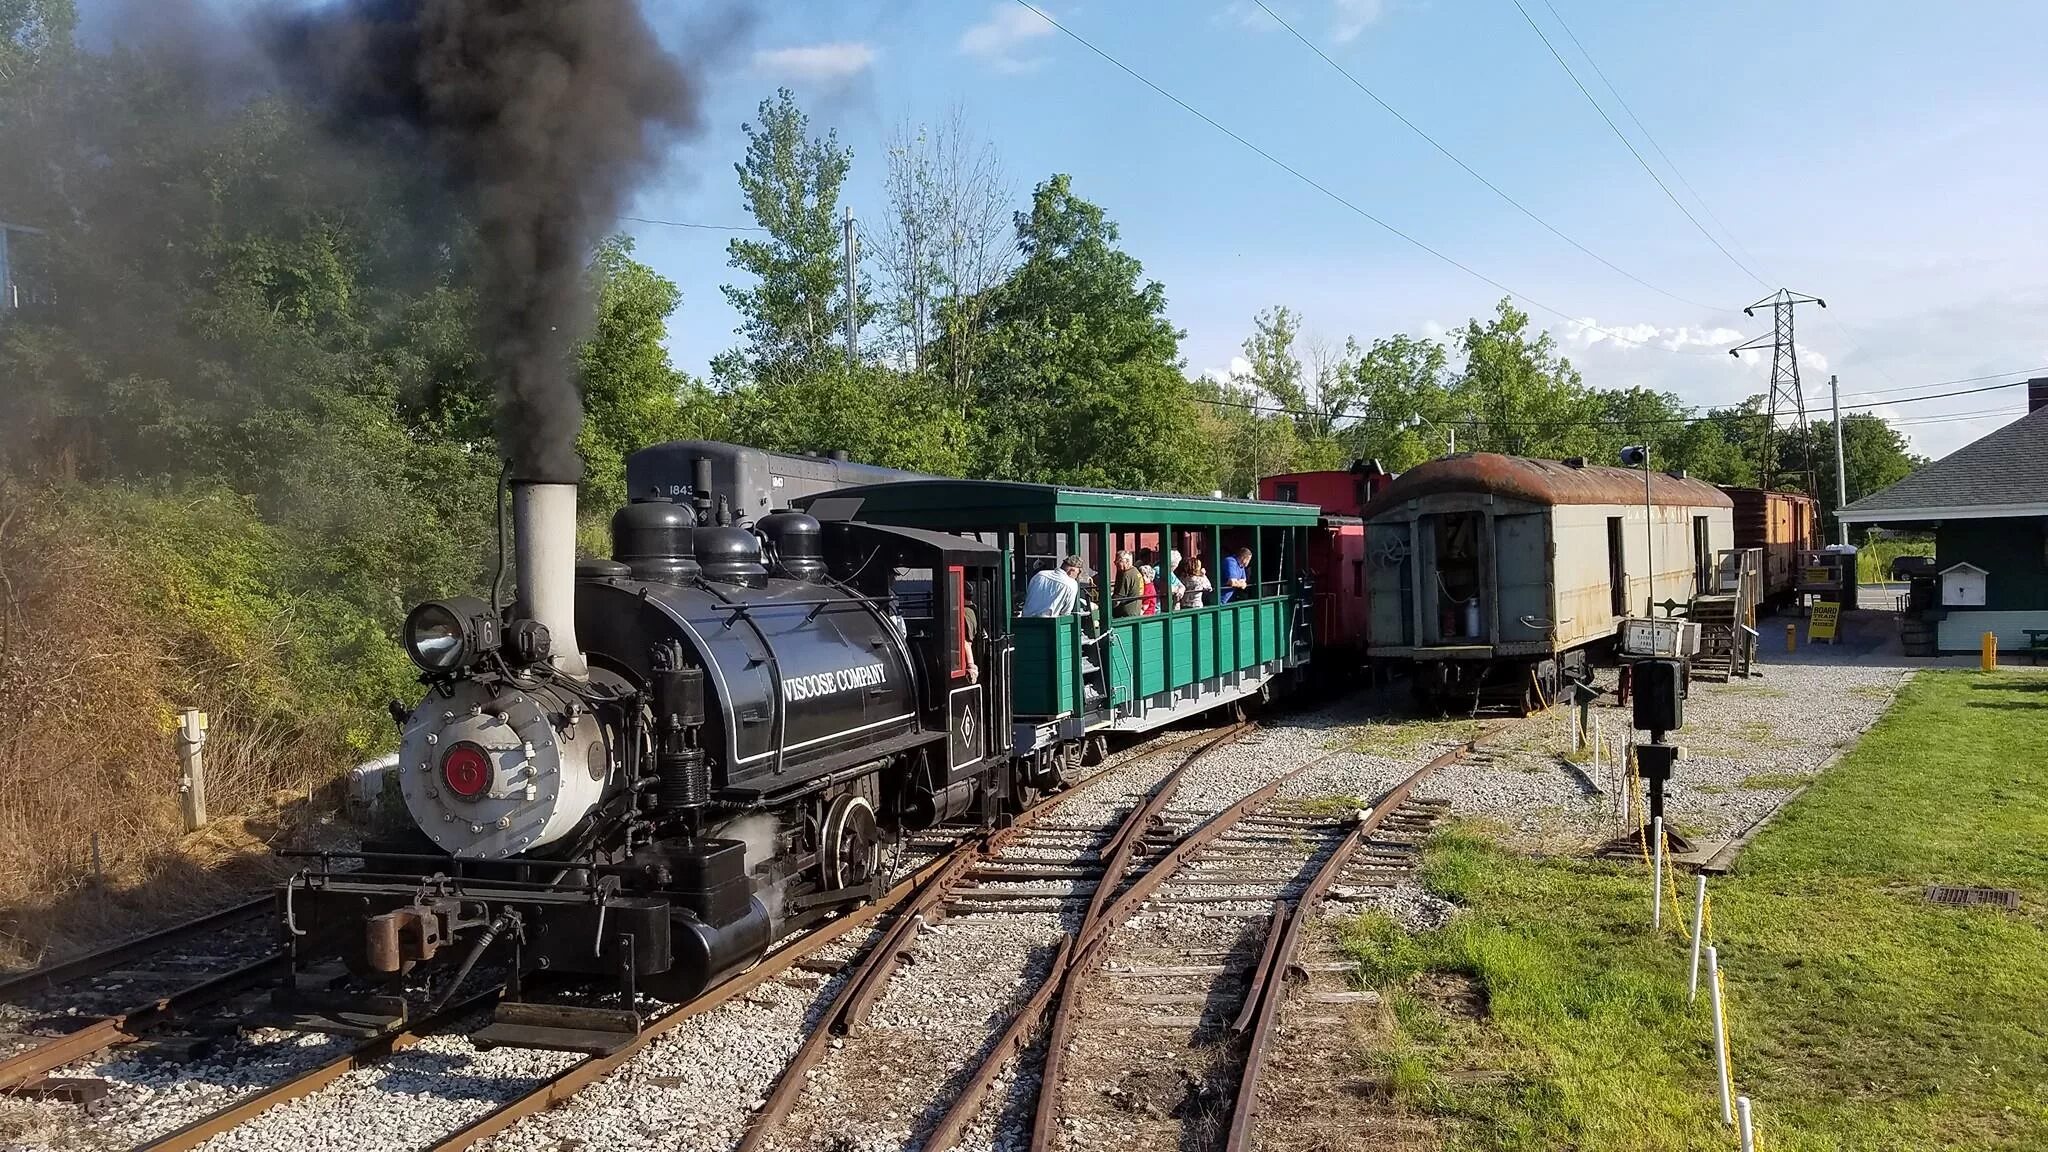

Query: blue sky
626 0 2048 459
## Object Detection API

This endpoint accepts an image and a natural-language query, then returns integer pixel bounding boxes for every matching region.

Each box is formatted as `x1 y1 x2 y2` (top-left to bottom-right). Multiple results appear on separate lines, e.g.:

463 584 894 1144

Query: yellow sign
1809 600 1840 644
1803 566 1835 586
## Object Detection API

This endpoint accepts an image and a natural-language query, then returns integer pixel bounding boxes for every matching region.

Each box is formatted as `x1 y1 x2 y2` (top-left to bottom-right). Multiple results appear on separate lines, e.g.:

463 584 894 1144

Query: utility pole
842 204 859 369
1830 373 1849 546
1729 289 1826 490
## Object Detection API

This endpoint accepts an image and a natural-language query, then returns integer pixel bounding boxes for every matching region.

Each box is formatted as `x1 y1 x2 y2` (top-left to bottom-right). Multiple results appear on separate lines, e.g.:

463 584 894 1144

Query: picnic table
2025 629 2048 665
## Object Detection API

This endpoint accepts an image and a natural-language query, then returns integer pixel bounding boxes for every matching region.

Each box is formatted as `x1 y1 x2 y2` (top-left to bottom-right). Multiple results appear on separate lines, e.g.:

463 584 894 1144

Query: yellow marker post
1982 631 1998 671
1785 622 1796 653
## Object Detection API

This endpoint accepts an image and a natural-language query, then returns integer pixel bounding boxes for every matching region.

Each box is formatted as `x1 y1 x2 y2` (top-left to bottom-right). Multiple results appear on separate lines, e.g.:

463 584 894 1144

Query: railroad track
0 898 282 1100
726 722 1254 1152
914 733 1482 1152
8 722 1232 1152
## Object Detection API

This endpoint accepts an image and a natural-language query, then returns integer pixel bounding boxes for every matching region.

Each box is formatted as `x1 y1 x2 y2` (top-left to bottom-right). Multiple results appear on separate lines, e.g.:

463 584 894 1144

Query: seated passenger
1139 562 1159 615
1020 556 1085 617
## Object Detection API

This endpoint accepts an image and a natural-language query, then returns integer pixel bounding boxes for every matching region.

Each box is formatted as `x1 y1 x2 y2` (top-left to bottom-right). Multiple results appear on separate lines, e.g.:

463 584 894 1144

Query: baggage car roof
1362 452 1733 518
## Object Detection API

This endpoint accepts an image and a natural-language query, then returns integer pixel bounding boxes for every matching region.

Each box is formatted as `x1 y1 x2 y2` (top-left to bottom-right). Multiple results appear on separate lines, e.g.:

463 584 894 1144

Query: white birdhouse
1939 562 1987 608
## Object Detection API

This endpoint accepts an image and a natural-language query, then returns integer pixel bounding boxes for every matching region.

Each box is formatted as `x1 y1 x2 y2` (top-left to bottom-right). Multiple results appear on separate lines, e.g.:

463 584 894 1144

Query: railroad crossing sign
1809 600 1841 644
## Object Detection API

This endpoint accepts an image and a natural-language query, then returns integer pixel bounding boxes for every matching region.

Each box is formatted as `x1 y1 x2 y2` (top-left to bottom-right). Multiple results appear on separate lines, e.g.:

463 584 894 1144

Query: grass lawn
1342 670 2048 1151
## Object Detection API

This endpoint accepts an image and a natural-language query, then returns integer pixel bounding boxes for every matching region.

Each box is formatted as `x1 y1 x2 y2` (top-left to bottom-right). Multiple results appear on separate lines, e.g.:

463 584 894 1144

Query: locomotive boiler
282 464 1008 1052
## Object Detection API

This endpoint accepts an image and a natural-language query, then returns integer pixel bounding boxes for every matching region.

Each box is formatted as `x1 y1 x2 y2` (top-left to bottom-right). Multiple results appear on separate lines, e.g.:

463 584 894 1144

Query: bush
0 480 419 962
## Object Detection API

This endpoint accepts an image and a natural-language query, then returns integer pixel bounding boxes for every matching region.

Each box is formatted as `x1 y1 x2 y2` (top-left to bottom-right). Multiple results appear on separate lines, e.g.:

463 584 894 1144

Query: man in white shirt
1020 555 1085 617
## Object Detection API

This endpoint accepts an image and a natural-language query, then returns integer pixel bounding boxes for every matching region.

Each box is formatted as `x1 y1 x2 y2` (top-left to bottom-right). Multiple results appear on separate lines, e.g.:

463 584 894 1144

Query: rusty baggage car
1363 453 1734 711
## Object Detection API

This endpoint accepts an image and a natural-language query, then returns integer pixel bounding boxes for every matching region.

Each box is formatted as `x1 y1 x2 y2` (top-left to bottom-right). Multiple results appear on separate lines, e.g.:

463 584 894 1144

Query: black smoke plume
271 0 700 483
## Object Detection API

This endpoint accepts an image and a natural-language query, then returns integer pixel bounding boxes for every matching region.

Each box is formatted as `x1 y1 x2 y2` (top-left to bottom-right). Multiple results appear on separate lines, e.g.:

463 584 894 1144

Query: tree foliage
720 88 863 385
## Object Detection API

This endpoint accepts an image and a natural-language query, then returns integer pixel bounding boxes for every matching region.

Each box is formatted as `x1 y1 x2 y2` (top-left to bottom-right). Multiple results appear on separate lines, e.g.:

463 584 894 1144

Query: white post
1688 874 1708 1002
1709 945 1733 1125
177 708 209 832
1737 1096 1756 1152
1651 816 1665 931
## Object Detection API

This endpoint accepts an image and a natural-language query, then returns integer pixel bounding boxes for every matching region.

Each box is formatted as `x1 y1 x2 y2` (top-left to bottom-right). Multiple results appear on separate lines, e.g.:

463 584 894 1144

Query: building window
1275 482 1298 503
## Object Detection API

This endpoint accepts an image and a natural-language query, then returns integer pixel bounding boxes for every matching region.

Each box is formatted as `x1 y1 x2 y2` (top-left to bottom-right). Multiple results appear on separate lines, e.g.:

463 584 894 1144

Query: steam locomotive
283 456 1010 1050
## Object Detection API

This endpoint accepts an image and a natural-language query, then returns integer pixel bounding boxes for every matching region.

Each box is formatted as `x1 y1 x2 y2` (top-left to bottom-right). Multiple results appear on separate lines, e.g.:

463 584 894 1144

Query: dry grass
0 496 338 968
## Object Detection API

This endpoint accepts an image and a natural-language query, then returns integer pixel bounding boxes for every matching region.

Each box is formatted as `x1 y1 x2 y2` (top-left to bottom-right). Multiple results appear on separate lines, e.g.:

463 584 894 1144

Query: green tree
1339 332 1454 471
1450 298 1601 458
966 174 1204 490
724 363 968 476
721 89 864 383
1777 413 1923 519
577 235 723 510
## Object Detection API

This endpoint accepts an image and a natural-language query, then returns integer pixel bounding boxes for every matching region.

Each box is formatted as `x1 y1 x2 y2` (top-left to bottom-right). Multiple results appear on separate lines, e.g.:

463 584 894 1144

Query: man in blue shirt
1220 547 1252 602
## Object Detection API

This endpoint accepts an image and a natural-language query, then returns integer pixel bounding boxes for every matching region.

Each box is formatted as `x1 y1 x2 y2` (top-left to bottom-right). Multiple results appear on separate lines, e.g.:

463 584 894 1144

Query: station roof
1362 453 1732 517
1840 404 2048 525
798 479 1324 529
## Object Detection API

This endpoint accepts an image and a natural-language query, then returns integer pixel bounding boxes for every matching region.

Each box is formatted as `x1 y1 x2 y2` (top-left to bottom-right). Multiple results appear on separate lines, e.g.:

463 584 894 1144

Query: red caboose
1260 462 1394 659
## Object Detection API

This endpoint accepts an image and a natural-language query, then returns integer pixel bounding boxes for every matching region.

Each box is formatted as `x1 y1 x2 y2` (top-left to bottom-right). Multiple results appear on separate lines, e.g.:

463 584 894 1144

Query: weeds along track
0 724 1232 1152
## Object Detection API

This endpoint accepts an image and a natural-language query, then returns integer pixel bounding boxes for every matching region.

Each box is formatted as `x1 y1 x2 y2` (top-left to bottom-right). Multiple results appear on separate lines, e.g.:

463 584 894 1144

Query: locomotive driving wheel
820 794 881 891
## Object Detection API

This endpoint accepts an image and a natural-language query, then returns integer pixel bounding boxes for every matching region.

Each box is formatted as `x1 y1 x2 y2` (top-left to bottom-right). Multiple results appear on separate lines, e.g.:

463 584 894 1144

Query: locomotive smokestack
512 480 587 678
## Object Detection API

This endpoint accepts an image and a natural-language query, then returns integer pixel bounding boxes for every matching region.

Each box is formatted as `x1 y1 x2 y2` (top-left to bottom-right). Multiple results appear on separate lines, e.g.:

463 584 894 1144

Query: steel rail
928 742 1337 1152
731 722 1243 1152
1221 739 1467 1152
0 952 285 1092
0 897 271 1002
133 985 506 1152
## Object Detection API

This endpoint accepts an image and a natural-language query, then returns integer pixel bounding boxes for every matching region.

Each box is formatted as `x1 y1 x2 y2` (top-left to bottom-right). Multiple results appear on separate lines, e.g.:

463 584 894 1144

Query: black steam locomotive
283 457 1009 1051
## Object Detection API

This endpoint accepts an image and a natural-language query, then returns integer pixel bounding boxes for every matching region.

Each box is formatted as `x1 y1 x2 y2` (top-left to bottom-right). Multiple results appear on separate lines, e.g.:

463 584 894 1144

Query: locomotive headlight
403 595 498 672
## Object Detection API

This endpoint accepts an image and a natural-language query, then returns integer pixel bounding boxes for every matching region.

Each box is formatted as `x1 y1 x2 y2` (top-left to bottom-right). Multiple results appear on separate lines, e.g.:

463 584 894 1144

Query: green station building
1840 379 2048 654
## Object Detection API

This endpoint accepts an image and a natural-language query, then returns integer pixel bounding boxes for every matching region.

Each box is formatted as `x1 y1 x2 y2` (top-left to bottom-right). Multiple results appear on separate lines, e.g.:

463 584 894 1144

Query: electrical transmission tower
1729 289 1826 490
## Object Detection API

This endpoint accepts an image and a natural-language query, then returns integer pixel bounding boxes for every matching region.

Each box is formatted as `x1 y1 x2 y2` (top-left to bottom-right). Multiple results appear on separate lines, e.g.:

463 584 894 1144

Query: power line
621 215 768 232
1835 365 2048 403
1506 0 1769 289
1888 405 2025 428
1011 0 1720 357
1535 0 1775 283
1197 374 2034 427
1251 0 1735 316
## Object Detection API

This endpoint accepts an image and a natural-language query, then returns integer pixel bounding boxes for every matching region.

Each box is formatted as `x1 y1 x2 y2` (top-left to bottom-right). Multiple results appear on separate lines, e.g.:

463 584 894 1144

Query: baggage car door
1494 512 1549 646
1368 522 1412 647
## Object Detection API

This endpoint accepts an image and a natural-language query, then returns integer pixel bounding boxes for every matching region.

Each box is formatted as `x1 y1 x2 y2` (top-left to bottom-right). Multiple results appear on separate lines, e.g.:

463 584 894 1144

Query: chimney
2029 376 2048 413
511 480 587 678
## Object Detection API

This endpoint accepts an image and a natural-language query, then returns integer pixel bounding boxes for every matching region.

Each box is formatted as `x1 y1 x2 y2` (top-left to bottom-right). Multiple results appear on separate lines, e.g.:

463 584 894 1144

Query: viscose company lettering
782 662 889 702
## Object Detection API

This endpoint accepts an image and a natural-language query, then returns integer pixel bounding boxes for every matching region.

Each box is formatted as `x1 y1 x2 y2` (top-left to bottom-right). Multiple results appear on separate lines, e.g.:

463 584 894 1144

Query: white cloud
1330 0 1385 43
752 42 877 82
958 4 1056 73
1561 318 1746 354
1204 355 1255 385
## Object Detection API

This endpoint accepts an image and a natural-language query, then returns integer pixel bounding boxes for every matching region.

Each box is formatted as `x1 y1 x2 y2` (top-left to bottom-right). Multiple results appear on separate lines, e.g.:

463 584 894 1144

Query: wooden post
177 708 209 832
1981 631 1998 671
